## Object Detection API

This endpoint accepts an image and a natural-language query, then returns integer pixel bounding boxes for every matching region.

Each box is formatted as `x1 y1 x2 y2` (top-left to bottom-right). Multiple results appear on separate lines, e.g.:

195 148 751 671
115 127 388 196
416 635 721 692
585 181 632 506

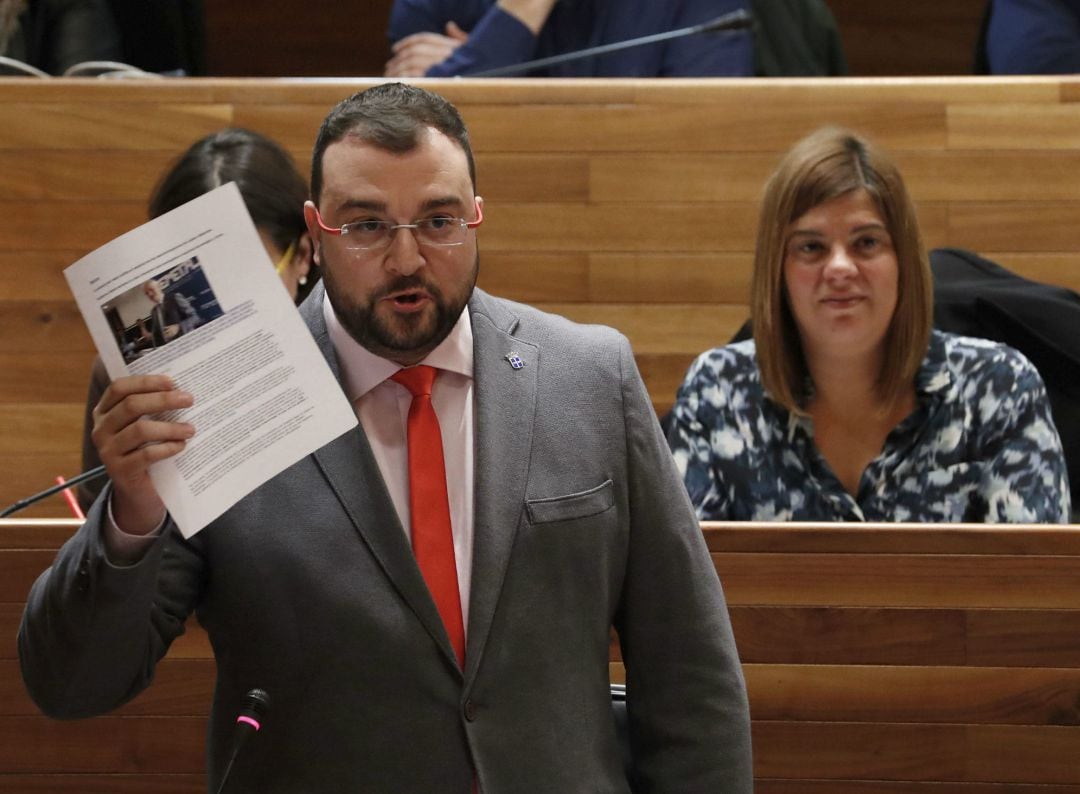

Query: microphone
0 465 107 518
215 688 271 794
467 9 753 77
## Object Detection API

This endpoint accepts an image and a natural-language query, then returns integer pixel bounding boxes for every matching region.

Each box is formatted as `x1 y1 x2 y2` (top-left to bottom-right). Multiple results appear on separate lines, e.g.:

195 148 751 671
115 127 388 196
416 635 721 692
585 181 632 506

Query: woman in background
668 127 1071 523
78 128 316 510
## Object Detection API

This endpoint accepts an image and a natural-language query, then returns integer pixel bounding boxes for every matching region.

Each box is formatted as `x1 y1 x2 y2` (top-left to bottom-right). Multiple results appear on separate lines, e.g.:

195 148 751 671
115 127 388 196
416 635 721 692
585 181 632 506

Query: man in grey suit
19 83 752 792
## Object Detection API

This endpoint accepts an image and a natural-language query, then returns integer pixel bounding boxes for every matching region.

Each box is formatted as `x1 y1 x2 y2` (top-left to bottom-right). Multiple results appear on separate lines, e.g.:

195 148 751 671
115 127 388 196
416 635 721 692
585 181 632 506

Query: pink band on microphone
236 715 262 731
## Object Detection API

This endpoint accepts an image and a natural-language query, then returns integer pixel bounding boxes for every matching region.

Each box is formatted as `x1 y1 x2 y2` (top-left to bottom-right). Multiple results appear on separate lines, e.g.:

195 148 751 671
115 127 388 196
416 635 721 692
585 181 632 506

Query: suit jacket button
464 699 477 722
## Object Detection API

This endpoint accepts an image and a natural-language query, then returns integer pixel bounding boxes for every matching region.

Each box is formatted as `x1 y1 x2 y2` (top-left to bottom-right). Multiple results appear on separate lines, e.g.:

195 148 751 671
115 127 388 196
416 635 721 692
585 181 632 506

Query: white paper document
65 183 358 537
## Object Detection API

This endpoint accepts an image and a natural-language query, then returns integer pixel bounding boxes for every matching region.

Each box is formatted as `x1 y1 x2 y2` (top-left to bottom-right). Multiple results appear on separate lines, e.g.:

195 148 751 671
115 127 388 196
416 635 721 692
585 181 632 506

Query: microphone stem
469 10 750 77
215 752 240 794
0 465 107 518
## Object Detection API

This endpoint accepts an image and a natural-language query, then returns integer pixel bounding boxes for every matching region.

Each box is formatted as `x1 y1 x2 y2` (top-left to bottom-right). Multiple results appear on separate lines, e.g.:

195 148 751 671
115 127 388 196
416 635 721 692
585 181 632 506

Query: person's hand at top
385 21 469 77
90 374 194 535
384 0 559 76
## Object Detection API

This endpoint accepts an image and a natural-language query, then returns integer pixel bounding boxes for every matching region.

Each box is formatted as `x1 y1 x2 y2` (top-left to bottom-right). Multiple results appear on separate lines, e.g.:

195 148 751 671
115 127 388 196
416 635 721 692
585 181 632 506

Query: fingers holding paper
91 374 194 534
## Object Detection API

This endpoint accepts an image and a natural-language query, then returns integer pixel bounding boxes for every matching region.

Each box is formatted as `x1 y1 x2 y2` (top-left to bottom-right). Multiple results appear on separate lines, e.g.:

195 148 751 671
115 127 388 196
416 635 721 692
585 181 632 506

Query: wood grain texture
5 520 1080 786
0 775 203 793
3 77 1079 513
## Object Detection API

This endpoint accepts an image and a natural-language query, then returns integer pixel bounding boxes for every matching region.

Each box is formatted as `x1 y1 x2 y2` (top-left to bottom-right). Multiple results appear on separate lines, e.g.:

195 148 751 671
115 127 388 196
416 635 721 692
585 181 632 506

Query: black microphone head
238 688 270 724
701 9 753 34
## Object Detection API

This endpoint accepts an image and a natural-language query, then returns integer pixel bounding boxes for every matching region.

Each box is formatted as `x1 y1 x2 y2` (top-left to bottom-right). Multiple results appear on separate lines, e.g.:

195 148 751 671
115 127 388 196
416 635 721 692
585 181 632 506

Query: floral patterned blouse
668 330 1072 523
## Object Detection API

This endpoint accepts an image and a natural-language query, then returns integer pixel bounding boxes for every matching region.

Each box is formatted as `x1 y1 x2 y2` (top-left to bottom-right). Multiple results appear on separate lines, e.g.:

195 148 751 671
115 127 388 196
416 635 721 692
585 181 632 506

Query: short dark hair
310 82 477 205
149 128 317 301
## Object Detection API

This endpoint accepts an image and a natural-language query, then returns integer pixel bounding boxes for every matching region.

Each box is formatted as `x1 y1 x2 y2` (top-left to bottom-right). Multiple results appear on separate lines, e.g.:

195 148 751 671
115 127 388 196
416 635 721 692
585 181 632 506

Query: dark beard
323 264 477 363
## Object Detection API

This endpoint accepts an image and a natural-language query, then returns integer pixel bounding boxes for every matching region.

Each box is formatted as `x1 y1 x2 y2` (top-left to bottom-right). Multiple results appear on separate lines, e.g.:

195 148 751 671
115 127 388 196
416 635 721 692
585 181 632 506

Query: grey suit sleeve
18 492 203 718
613 339 753 792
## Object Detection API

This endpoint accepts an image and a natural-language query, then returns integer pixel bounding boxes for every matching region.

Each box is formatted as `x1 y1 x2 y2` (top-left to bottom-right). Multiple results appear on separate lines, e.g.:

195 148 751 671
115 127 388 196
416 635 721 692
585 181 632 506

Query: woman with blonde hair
668 127 1070 522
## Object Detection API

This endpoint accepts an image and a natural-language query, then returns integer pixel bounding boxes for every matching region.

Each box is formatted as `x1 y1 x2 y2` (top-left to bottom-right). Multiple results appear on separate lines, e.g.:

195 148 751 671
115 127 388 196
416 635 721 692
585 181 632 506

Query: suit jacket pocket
526 479 614 524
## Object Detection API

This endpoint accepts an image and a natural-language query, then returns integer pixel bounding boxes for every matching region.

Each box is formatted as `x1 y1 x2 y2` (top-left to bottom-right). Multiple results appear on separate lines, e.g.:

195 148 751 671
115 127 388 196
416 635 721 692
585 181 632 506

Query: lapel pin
505 351 525 370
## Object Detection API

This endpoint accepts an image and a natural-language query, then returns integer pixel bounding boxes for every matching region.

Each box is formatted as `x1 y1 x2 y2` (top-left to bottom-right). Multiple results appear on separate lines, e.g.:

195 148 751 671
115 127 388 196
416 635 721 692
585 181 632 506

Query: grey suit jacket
20 286 752 792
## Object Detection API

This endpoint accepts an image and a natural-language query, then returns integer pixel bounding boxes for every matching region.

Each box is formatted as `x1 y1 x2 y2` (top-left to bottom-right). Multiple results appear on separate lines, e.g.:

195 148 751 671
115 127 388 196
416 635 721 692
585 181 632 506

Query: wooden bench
5 518 1080 791
5 76 1080 516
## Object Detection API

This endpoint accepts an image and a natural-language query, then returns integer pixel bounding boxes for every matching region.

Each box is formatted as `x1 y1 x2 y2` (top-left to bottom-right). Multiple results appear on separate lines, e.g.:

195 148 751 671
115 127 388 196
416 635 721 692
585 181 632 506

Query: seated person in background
77 128 316 510
0 0 120 74
982 0 1080 74
667 127 1071 523
385 0 753 77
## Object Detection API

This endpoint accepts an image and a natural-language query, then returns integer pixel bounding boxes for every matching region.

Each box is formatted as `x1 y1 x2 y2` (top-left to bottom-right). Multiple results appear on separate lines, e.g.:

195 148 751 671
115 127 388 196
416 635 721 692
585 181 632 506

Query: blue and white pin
505 351 525 370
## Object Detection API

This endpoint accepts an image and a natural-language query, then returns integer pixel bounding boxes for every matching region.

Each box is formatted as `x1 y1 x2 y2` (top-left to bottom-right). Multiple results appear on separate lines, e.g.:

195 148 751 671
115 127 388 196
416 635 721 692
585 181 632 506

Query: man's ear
303 201 322 267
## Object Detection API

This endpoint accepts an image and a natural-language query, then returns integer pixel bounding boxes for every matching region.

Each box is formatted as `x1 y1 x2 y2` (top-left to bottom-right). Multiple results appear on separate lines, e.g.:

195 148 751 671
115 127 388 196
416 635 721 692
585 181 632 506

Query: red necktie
392 365 465 668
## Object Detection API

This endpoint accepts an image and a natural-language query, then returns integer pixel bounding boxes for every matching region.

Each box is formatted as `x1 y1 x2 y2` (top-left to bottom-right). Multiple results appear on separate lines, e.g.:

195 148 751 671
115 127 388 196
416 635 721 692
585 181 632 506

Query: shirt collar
323 292 474 403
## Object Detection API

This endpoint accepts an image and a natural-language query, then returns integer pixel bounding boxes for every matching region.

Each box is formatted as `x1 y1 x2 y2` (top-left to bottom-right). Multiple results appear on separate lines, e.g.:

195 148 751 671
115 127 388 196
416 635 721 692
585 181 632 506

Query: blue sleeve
387 0 539 77
388 0 449 41
662 0 753 76
986 0 1080 74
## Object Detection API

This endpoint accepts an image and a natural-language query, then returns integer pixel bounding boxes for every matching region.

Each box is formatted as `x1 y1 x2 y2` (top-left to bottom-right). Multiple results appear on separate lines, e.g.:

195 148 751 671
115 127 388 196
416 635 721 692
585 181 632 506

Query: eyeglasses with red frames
313 201 483 252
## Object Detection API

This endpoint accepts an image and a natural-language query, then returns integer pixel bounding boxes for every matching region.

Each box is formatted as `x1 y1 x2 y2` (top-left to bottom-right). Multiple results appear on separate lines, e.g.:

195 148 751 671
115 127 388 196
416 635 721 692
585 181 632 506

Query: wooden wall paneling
895 150 1080 201
0 353 97 404
702 523 1080 554
651 77 1062 106
730 606 970 665
538 304 747 356
2 252 88 302
949 103 1080 150
754 722 1080 784
0 200 145 252
589 153 778 203
0 775 203 793
482 203 759 252
731 605 1080 667
0 301 94 352
714 552 1080 609
757 783 1080 794
459 101 948 153
229 103 342 149
745 664 1080 724
948 202 1080 251
0 104 233 150
587 253 753 305
0 151 173 204
475 153 590 202
6 520 1080 787
0 406 84 457
966 609 1080 666
0 716 204 773
1 454 86 518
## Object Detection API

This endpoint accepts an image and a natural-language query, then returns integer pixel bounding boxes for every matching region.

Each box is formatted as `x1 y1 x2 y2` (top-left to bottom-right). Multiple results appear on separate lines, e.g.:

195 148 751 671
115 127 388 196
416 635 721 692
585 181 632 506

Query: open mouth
385 289 431 309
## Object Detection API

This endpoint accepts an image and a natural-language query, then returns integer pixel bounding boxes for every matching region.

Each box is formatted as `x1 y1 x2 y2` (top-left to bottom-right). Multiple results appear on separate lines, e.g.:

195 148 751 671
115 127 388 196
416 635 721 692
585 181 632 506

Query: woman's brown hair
750 127 933 413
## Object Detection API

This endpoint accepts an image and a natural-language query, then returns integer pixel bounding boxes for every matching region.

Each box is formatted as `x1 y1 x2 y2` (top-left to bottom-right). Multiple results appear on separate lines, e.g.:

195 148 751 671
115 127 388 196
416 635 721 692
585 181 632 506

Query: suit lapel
301 285 464 674
465 290 538 681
